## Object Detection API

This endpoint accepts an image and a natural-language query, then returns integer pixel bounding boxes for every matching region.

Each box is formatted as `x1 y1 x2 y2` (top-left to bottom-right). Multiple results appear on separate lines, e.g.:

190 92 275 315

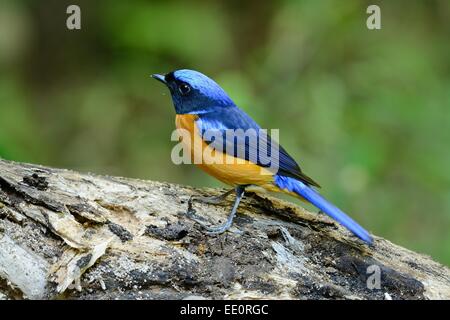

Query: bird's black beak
151 74 167 85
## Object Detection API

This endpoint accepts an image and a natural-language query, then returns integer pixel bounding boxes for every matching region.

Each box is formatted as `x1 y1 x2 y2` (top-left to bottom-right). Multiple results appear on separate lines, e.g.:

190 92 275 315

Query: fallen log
0 159 448 300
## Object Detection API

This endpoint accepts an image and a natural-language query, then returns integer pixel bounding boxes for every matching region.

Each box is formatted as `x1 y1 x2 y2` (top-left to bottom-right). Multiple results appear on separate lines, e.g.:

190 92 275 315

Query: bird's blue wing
196 107 320 187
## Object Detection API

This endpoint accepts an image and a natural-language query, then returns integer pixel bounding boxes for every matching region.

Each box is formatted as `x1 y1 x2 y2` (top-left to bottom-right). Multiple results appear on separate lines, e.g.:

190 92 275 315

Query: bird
152 69 373 244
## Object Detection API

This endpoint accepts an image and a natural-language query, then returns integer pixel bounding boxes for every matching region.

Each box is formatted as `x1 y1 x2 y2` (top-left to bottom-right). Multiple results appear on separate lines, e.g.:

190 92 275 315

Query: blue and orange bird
152 69 373 244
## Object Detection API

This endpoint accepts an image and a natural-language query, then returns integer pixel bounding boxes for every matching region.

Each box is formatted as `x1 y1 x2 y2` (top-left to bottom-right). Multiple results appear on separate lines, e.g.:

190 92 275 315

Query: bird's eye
178 83 191 95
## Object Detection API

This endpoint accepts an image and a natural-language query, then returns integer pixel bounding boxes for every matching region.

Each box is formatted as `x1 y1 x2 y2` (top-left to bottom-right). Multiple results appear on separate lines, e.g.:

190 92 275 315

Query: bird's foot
185 187 245 236
203 221 233 235
187 189 234 209
185 210 240 235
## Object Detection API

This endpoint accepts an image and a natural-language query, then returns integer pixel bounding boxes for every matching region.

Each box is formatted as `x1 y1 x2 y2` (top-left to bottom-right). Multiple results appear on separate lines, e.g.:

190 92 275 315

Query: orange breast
175 114 275 186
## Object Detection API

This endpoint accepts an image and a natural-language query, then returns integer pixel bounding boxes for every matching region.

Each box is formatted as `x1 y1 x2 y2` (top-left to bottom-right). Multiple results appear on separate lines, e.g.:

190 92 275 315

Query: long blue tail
274 175 373 244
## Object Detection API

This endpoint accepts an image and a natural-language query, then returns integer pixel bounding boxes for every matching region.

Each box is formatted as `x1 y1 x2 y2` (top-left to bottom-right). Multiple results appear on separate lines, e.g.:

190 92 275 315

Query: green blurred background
0 0 449 265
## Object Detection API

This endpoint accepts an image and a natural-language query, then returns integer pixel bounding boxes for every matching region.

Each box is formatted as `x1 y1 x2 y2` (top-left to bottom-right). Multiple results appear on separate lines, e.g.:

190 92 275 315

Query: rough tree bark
0 159 449 300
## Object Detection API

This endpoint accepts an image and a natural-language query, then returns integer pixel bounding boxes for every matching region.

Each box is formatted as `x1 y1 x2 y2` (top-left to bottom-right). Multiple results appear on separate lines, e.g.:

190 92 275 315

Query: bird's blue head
152 69 235 114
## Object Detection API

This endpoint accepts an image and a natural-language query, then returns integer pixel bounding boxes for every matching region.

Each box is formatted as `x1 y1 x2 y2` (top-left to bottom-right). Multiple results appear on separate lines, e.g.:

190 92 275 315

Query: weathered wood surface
0 159 449 300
